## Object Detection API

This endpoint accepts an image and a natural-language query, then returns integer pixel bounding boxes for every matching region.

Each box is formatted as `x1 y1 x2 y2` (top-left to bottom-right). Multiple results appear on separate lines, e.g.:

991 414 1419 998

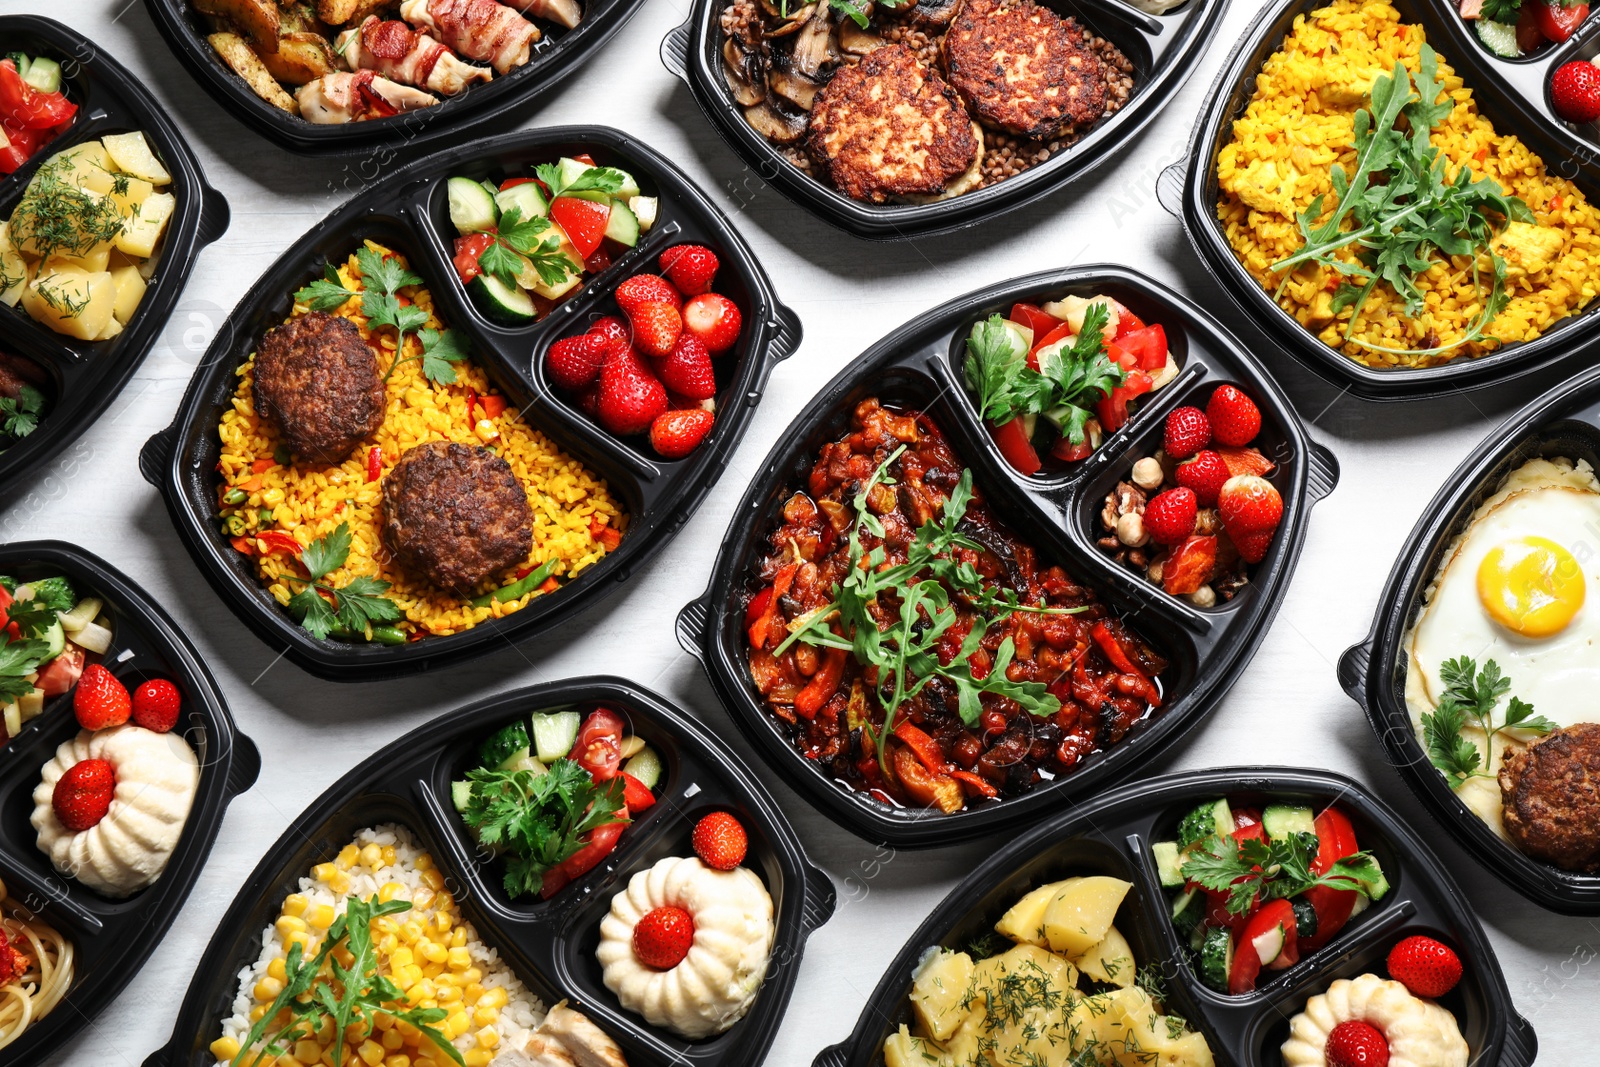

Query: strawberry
596 347 667 436
691 811 748 870
628 302 683 359
1218 474 1283 563
632 905 695 970
1143 488 1197 546
1174 450 1230 507
1231 529 1275 565
1551 61 1600 124
1387 936 1462 998
1205 384 1262 447
52 758 115 832
576 385 600 419
650 409 715 460
1163 406 1211 460
682 292 742 354
615 273 682 316
589 315 631 355
659 244 720 296
546 332 607 391
131 678 182 733
1216 445 1274 478
654 334 716 400
1324 1020 1389 1067
73 664 130 731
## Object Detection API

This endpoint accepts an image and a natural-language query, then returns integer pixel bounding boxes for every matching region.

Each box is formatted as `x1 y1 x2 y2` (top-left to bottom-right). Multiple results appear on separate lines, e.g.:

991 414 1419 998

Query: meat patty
807 44 981 203
0 352 48 402
941 0 1107 138
254 311 386 464
380 440 533 595
1498 722 1600 873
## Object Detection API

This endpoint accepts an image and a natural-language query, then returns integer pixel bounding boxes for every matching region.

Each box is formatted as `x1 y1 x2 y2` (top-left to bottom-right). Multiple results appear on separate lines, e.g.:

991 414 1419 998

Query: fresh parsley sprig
476 204 574 293
533 162 627 199
0 631 49 705
0 385 44 443
281 522 403 640
1180 831 1388 915
963 303 1125 447
1422 656 1556 788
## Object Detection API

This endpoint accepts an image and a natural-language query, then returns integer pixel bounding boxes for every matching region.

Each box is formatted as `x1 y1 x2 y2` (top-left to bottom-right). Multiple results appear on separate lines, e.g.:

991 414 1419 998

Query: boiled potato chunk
109 263 146 324
883 1024 946 1067
1067 986 1151 1056
995 879 1078 947
1073 923 1136 988
1043 876 1132 957
23 268 115 340
38 140 109 193
969 945 1080 1063
116 192 174 259
0 223 26 307
102 132 172 185
95 315 124 341
911 948 974 1043
1111 989 1214 1067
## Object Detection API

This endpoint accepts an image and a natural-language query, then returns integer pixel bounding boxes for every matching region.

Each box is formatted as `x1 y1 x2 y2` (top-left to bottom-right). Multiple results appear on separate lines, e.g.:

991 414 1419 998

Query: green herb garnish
0 385 45 443
533 162 627 199
476 204 574 293
0 631 49 705
963 304 1125 447
1422 655 1556 789
7 154 124 262
1180 831 1389 915
282 522 403 640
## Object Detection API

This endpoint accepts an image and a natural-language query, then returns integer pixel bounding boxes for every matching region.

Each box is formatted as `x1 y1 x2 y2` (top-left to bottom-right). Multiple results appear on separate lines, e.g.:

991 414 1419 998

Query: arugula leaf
829 0 870 27
294 263 358 312
419 328 470 385
0 631 48 704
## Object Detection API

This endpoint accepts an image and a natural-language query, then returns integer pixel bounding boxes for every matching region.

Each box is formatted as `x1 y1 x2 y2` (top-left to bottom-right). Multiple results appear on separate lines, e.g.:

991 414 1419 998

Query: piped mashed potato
1282 973 1467 1067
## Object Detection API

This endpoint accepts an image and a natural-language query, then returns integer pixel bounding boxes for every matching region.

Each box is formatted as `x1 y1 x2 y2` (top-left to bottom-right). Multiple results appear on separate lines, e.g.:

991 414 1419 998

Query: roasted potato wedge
315 0 395 25
194 0 281 52
277 0 319 34
259 32 338 85
208 32 299 113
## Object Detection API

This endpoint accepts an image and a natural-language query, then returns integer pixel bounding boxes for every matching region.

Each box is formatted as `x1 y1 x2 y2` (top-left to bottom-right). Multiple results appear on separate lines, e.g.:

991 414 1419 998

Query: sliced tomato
1204 888 1252 930
37 643 85 697
0 585 16 640
1516 3 1548 50
620 773 656 813
1300 807 1360 952
0 123 41 175
1009 302 1062 339
1118 325 1169 370
1537 0 1587 41
1233 806 1263 830
1095 370 1152 433
543 816 627 896
452 233 494 284
1106 341 1138 371
989 418 1041 476
1232 820 1267 844
0 61 76 130
570 708 625 780
1231 899 1297 993
1112 302 1147 339
1050 435 1094 463
572 153 597 166
549 196 611 259
1027 322 1076 369
583 245 612 275
500 176 537 190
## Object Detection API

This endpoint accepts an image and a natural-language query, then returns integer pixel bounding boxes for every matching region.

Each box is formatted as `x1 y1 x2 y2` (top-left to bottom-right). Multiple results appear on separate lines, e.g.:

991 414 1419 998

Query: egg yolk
1476 536 1586 637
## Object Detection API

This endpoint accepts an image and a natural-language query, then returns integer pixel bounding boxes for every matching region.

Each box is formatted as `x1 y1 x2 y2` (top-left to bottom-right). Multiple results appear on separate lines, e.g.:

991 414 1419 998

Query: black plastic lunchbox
0 16 228 503
140 125 800 682
678 263 1339 848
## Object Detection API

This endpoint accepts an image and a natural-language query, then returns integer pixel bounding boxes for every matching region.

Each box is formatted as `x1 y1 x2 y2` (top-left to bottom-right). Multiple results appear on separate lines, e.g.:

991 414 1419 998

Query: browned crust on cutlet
254 311 386 464
806 44 980 203
940 0 1107 138
1499 722 1600 873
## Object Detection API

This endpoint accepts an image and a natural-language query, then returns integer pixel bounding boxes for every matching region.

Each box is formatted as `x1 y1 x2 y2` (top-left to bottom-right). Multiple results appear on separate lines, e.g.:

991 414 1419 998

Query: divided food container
142 0 645 155
677 264 1339 847
812 768 1536 1067
143 676 836 1067
661 0 1231 240
1341 362 1600 914
1159 0 1600 400
0 15 228 501
139 125 801 682
0 541 258 1067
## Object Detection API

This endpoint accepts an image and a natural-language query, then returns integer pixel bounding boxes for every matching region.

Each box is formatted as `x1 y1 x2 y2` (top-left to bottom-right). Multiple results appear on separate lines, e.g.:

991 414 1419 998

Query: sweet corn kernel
381 845 397 866
249 1005 269 1023
464 1050 492 1067
447 948 472 970
475 1028 498 1050
308 904 336 929
394 1020 419 1042
450 929 467 949
471 1007 497 1028
413 888 435 910
432 913 451 935
281 894 309 918
421 942 448 965
254 976 284 1001
437 985 462 1005
336 844 360 869
400 920 424 944
376 917 400 937
267 957 288 983
382 1028 404 1052
312 863 338 883
293 1039 321 1064
420 869 445 892
286 931 312 954
464 983 484 1003
445 1011 471 1040
391 947 415 970
210 1036 241 1061
360 844 383 870
379 934 398 956
406 980 436 1005
414 854 434 872
276 916 307 938
479 987 507 1010
359 1040 385 1066
462 967 481 984
436 892 454 912
401 964 424 988
385 1057 410 1067
330 873 352 895
378 881 407 904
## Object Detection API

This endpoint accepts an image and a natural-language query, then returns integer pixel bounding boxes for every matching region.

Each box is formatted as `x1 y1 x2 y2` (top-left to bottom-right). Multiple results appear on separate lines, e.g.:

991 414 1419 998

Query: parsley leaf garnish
477 205 574 292
533 162 627 199
1180 831 1388 915
0 631 49 704
280 522 403 641
293 263 359 312
0 385 45 443
296 247 461 386
1421 655 1556 789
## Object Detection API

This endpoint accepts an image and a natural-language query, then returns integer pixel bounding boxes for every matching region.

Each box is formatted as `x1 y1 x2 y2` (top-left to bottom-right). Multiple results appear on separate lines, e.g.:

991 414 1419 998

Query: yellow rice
217 241 626 638
1216 0 1600 367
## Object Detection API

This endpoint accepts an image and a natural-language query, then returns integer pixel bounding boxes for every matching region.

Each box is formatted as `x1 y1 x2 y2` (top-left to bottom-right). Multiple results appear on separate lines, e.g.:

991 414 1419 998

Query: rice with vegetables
1217 0 1600 367
211 825 543 1067
216 241 626 638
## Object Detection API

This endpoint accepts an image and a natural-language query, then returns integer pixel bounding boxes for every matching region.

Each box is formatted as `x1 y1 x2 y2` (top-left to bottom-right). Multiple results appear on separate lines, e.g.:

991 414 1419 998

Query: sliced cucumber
495 181 549 221
528 227 583 301
40 619 63 660
629 195 658 233
1291 898 1318 940
556 157 592 190
531 709 582 763
1362 857 1391 901
22 57 61 95
618 734 646 759
505 753 547 775
451 779 472 813
1178 798 1235 848
472 273 537 324
1153 840 1185 887
1477 17 1520 57
623 745 662 789
1198 927 1233 993
478 722 531 769
604 200 640 248
448 176 498 234
1251 922 1285 967
610 168 641 199
1262 804 1316 841
1171 889 1203 940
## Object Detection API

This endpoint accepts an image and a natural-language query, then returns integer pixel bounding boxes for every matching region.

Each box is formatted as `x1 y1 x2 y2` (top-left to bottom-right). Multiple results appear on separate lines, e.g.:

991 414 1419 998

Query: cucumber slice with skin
451 780 472 813
1171 889 1203 939
40 619 63 660
604 200 640 248
1153 840 1185 887
1291 898 1318 939
495 181 549 221
629 196 658 232
22 57 61 94
1477 17 1520 57
623 745 662 789
478 722 530 769
472 273 537 324
1262 805 1316 840
448 176 498 234
1199 927 1233 992
1252 922 1286 967
530 710 582 763
1178 798 1235 848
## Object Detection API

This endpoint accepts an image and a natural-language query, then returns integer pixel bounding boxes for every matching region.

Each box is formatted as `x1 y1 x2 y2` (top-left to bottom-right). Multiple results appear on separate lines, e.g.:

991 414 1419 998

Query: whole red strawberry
546 332 607 391
1174 450 1230 507
74 664 130 731
1143 488 1198 545
1387 936 1462 998
692 811 748 870
596 347 667 436
654 335 716 401
650 409 715 460
659 244 720 296
1218 474 1283 563
628 302 683 359
1163 406 1211 460
633 905 696 970
52 758 116 832
1325 1020 1389 1067
1205 384 1262 447
1551 61 1600 124
682 293 742 354
131 678 182 733
614 273 682 316
589 315 631 355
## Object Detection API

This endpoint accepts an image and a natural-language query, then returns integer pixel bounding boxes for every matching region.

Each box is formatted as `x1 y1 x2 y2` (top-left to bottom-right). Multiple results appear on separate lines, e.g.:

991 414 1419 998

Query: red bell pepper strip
465 388 477 421
588 518 621 551
892 720 948 775
795 645 846 719
989 418 1041 477
366 446 382 482
747 563 797 649
1091 622 1161 707
949 768 999 799
0 61 76 130
1119 325 1169 370
256 531 302 557
1027 322 1076 369
479 394 507 419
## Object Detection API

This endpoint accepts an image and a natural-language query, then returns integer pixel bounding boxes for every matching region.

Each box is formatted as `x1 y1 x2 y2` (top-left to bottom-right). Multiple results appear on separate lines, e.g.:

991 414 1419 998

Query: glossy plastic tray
677 264 1339 847
0 15 228 502
0 540 258 1067
140 125 800 682
813 768 1536 1067
661 0 1230 240
1157 0 1600 401
1341 362 1600 913
143 676 836 1067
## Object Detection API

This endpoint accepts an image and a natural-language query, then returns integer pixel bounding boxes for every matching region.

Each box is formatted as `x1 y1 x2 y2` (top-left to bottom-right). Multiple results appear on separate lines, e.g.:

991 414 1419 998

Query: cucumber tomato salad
1154 797 1390 996
446 156 660 325
0 575 111 744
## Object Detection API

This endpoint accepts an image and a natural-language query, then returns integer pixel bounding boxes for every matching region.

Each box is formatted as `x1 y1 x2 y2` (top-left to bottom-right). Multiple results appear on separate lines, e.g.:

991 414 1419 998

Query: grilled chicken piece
296 70 439 122
538 1004 628 1067
511 0 583 29
399 0 540 74
502 1034 577 1067
336 16 493 94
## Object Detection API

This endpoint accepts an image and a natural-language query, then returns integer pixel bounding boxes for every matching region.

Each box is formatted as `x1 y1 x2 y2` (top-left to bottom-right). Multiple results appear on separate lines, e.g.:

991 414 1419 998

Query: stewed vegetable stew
743 399 1168 815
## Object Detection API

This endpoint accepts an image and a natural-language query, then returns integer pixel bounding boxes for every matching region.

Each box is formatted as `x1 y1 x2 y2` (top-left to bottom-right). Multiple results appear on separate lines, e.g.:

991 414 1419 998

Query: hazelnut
1187 585 1217 608
1146 559 1164 584
1116 512 1148 547
1131 457 1164 490
1194 507 1220 536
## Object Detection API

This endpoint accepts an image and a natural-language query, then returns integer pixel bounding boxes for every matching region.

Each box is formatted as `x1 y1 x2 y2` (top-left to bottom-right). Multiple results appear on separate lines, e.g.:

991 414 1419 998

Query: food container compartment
143 676 836 1067
1341 361 1600 913
660 0 1231 240
677 265 1338 848
0 541 257 1067
1157 0 1600 401
142 0 645 156
0 16 228 502
811 768 1537 1067
140 126 800 682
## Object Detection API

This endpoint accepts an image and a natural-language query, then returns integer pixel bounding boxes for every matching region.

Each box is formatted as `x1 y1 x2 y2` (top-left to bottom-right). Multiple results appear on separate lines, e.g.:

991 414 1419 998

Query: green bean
223 488 247 505
223 513 247 535
469 561 557 609
368 625 407 645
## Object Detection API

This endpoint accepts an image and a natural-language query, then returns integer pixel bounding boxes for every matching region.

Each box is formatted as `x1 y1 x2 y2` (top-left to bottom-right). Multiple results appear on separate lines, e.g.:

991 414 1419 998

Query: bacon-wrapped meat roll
335 17 492 95
511 0 582 30
398 0 540 75
296 70 440 123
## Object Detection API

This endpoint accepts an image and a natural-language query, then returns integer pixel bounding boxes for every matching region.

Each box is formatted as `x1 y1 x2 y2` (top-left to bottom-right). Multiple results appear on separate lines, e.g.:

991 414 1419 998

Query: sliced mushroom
837 18 885 53
791 3 836 77
724 40 767 105
764 3 816 36
908 0 960 25
768 68 820 110
744 102 808 143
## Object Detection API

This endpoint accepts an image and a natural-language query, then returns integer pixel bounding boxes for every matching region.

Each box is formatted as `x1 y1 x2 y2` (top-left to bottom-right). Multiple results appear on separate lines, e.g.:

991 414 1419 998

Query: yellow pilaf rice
1216 0 1600 367
217 241 626 637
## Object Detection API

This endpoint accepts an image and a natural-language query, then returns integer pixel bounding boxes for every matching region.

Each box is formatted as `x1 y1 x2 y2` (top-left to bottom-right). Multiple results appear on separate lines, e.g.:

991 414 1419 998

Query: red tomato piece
545 817 627 895
1300 807 1360 951
1050 435 1094 463
1027 322 1076 369
1009 302 1062 340
1233 807 1263 830
584 246 612 275
549 196 611 260
1095 371 1153 433
452 233 494 284
620 773 656 813
989 418 1041 476
1119 325 1169 370
570 708 625 780
500 176 537 190
572 153 597 166
1232 899 1298 993
1232 820 1267 844
1537 0 1587 41
1112 302 1147 339
1516 4 1548 51
0 61 76 130
37 643 85 697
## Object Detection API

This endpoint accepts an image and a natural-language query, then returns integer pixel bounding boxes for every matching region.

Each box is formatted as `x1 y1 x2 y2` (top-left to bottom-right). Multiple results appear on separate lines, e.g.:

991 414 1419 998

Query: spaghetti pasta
0 877 72 1050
